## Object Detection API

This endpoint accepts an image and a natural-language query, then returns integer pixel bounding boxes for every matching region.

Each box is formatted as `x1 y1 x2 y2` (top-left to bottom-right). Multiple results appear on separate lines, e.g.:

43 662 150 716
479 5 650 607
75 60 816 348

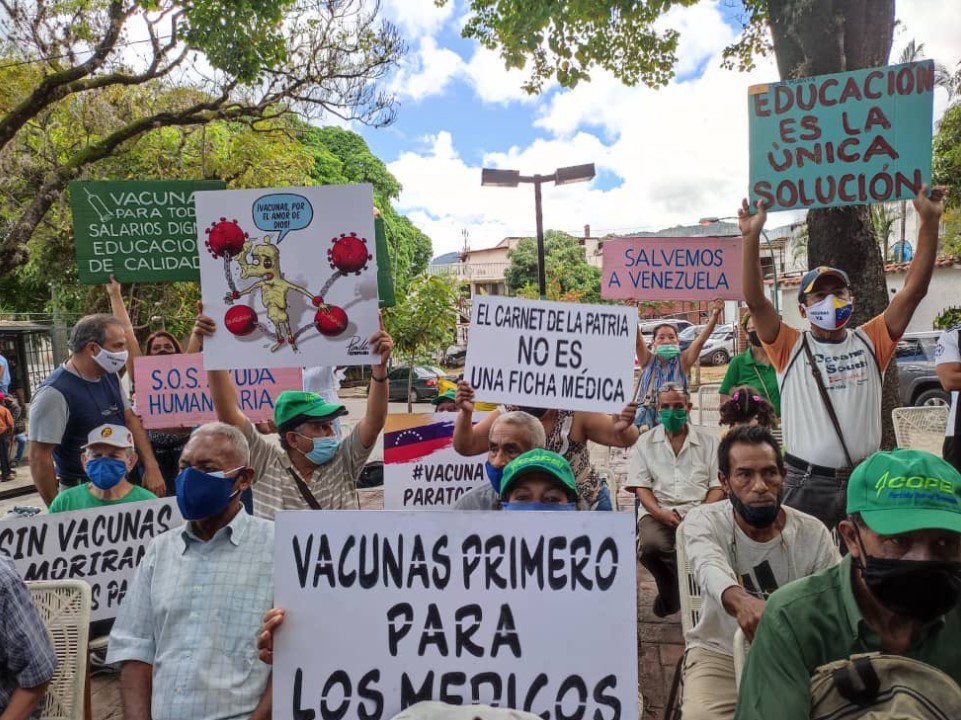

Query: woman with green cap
431 389 457 413
498 449 587 511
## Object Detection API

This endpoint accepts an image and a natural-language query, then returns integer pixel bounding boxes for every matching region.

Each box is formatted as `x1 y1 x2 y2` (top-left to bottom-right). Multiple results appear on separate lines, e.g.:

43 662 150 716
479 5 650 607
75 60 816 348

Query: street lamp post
481 163 595 299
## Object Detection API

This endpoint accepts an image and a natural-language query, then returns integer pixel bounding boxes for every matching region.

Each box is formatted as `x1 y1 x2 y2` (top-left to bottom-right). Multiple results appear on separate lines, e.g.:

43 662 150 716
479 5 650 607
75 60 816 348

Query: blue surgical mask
86 457 127 490
174 467 242 521
485 461 504 491
502 502 577 512
299 436 339 465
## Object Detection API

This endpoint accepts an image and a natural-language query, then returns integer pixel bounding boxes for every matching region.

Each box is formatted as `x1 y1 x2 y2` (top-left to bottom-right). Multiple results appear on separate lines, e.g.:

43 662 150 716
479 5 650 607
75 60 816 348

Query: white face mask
92 345 129 374
805 294 854 331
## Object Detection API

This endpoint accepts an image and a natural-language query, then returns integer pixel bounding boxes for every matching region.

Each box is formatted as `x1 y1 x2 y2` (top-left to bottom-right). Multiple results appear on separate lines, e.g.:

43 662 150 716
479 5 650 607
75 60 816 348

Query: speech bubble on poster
252 192 314 244
0 499 182 621
601 236 743 301
464 296 636 413
133 353 303 429
748 60 934 211
384 413 488 509
272 510 638 720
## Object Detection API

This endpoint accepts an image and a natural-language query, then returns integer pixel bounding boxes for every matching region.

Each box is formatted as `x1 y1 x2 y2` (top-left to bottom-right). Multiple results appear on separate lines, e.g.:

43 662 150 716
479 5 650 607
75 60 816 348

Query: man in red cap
739 185 946 532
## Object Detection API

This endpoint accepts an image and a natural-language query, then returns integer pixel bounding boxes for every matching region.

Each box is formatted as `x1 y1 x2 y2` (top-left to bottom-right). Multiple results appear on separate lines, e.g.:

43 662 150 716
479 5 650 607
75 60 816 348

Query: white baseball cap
82 424 134 449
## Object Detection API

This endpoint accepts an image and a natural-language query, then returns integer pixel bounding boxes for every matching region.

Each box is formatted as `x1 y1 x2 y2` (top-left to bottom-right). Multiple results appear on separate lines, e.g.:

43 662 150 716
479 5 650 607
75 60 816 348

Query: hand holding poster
384 413 488 509
273 511 637 719
464 297 636 413
196 184 380 369
134 354 303 429
748 60 934 211
601 237 743 301
0 499 182 621
70 180 225 283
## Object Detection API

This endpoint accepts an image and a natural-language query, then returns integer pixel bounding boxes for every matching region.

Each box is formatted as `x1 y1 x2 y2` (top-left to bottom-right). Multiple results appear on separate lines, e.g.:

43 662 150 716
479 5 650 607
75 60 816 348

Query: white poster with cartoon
196 184 380 369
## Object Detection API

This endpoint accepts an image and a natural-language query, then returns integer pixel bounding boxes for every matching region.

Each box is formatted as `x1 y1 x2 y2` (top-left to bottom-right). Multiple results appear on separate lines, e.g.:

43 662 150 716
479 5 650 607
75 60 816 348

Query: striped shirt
107 510 274 720
0 556 58 720
243 419 372 520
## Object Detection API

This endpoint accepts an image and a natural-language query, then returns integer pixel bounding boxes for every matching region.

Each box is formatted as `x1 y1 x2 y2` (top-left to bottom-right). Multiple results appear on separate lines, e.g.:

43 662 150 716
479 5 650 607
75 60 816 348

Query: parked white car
698 324 736 366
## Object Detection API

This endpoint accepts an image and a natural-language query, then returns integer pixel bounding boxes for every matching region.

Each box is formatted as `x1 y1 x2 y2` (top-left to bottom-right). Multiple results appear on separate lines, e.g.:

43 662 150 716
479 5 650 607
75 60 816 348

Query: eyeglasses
806 287 852 304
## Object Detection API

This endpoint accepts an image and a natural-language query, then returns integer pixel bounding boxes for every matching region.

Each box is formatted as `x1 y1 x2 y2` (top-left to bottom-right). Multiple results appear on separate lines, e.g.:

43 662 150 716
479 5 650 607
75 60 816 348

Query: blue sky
357 0 958 259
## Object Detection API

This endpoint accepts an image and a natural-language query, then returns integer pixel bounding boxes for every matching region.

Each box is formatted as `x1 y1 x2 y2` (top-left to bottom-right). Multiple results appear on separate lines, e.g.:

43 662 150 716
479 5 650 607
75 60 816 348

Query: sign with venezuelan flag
383 413 488 509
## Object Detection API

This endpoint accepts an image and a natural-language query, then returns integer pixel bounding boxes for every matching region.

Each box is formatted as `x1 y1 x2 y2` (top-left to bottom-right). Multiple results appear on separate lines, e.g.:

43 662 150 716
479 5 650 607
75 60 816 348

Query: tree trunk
767 0 901 449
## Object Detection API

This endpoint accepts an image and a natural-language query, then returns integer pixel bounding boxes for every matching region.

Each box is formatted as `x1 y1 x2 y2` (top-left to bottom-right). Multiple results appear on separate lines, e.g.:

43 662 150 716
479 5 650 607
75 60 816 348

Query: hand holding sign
258 607 285 665
913 184 947 224
253 193 313 244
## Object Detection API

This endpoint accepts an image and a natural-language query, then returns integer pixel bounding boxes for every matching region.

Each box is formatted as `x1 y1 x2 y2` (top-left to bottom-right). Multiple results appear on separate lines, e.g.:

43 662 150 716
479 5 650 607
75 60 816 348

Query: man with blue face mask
203 310 394 519
454 410 546 511
108 422 274 720
29 313 166 504
48 423 156 513
740 186 947 533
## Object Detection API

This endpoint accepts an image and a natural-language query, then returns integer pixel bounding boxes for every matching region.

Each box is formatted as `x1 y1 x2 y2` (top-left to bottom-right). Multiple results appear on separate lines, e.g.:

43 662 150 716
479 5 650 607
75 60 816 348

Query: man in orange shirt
0 393 14 482
738 185 946 531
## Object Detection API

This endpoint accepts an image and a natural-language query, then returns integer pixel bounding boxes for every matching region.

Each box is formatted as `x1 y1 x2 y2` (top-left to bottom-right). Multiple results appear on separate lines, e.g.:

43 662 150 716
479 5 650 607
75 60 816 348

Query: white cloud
462 47 542 104
380 0 455 41
387 36 465 101
385 1 957 257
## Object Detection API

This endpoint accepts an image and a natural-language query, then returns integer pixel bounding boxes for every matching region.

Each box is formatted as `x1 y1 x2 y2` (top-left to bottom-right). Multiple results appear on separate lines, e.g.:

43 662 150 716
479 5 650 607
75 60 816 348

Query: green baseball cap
499 449 577 500
431 389 456 406
274 391 348 432
847 449 961 535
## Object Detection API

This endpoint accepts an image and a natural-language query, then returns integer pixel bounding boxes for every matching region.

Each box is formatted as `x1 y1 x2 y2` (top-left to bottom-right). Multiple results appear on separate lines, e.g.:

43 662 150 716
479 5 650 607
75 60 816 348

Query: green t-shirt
48 483 158 513
735 555 961 720
718 349 781 416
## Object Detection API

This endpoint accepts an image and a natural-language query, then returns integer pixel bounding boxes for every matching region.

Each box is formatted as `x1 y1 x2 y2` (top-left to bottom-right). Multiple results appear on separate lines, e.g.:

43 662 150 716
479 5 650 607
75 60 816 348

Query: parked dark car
387 365 456 403
443 344 467 366
896 331 949 407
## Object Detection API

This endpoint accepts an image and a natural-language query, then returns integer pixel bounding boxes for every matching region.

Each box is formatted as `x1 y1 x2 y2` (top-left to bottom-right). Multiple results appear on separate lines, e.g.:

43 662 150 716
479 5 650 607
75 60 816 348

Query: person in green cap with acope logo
498 448 584 511
736 448 961 720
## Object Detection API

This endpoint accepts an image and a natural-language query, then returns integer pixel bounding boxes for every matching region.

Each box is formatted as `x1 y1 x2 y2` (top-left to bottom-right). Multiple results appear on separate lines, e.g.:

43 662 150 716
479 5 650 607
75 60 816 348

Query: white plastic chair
733 627 749 692
664 522 703 719
675 522 703 635
695 383 723 428
27 580 91 720
892 406 949 455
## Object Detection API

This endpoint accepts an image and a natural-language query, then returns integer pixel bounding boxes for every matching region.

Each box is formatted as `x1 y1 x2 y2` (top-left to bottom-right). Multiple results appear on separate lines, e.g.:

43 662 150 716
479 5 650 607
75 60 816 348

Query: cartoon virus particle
205 218 247 258
314 304 349 337
327 232 372 275
224 305 258 336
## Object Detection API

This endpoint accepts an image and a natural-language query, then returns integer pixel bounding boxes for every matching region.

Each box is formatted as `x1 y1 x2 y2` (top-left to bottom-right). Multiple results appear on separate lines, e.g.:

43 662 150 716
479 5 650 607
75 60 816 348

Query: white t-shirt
682 500 840 656
936 329 960 438
625 425 720 518
762 315 898 467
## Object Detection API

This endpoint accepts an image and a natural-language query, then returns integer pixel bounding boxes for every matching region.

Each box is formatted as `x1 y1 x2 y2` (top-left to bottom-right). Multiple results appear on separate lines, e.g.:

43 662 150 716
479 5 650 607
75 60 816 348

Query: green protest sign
70 179 225 284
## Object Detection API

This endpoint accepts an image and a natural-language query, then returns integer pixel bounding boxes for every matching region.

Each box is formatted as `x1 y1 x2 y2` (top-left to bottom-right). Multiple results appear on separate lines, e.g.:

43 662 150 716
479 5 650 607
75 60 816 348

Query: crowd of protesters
4 186 961 720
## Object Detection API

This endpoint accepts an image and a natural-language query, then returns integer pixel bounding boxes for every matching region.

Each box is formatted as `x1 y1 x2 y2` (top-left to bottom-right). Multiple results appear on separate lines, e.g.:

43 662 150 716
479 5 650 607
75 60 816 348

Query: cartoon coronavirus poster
195 184 380 369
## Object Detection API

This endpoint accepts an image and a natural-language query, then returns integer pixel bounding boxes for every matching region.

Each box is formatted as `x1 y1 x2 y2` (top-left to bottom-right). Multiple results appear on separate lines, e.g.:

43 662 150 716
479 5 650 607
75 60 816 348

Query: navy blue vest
40 366 126 481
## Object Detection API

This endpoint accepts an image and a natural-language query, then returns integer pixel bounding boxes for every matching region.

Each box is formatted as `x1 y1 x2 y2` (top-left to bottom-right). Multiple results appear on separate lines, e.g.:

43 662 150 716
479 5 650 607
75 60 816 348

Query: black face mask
730 492 781 528
854 527 961 623
519 406 548 418
747 331 762 347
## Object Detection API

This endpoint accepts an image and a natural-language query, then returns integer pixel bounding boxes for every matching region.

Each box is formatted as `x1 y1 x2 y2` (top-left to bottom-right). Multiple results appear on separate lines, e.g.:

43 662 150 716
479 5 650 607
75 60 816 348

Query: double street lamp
481 163 596 299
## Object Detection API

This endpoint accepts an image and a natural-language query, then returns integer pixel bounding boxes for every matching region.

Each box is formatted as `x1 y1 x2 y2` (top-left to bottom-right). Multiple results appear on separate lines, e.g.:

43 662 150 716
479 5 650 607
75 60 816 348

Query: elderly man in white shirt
626 382 724 617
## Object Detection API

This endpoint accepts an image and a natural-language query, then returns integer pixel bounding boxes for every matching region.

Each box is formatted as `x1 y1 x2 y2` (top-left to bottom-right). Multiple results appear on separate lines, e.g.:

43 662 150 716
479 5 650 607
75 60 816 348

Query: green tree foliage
0 0 404 268
303 126 432 290
504 231 601 303
934 103 961 211
383 273 458 411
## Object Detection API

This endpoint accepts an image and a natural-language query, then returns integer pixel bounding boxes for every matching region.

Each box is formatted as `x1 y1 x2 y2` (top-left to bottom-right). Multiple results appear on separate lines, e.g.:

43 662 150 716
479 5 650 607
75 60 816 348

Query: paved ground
9 395 700 719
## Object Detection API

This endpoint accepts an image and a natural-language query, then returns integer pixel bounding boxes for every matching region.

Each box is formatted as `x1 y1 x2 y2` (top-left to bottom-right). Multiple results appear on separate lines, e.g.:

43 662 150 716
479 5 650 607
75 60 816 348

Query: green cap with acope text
847 449 961 535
